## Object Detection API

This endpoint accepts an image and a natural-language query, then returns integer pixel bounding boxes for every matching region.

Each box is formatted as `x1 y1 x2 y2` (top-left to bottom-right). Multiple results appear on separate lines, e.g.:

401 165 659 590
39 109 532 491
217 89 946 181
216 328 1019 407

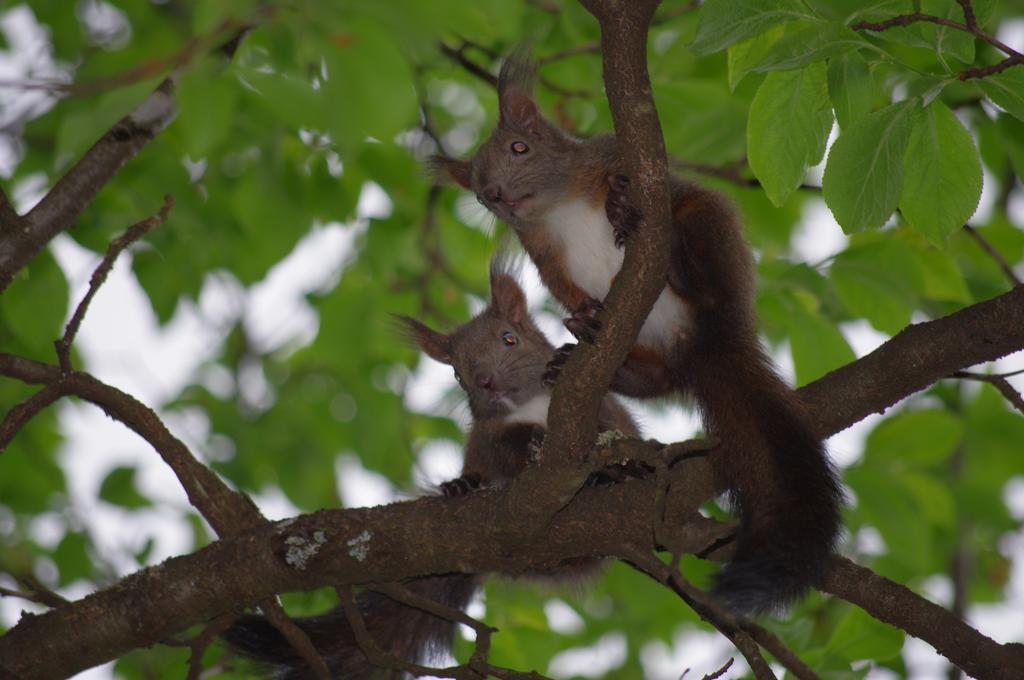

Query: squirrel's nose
482 185 502 204
476 373 494 390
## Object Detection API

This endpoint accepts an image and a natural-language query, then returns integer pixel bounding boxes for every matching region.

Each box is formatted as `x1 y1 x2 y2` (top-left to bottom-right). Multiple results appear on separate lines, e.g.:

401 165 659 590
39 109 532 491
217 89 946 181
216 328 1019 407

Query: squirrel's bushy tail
222 575 477 679
681 331 842 615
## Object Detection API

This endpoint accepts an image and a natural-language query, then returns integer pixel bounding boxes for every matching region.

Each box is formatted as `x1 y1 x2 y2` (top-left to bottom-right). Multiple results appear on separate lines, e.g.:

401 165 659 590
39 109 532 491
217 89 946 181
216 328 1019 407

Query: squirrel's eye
510 141 529 155
502 331 518 346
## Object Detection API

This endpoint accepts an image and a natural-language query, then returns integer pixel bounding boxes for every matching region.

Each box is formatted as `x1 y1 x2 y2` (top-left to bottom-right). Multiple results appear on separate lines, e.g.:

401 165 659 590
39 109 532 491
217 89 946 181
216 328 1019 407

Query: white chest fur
543 199 692 349
503 393 551 427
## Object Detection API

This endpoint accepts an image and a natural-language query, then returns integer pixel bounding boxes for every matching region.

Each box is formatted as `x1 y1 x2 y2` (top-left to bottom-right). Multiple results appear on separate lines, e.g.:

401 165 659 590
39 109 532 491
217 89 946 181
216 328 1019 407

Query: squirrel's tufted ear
498 86 541 135
430 155 472 190
498 51 539 134
490 274 528 325
393 315 453 364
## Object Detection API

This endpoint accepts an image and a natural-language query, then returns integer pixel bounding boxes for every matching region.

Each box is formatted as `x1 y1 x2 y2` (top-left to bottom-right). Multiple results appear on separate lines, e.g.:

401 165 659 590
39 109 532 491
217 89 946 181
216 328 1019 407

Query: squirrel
223 260 641 678
433 56 842 615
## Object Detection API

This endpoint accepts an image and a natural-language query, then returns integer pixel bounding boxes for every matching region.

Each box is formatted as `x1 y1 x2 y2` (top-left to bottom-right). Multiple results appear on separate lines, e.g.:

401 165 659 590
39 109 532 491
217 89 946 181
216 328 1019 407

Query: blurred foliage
0 0 1023 678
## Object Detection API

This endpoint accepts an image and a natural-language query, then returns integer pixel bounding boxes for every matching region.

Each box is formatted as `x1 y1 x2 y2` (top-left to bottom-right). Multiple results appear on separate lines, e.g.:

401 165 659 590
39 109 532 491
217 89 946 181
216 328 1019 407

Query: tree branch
850 8 1024 81
0 354 263 537
55 195 174 371
0 20 257 295
519 0 670 516
963 225 1022 287
0 185 20 235
822 556 1023 680
623 546 778 680
798 285 1024 436
952 370 1024 415
0 77 177 296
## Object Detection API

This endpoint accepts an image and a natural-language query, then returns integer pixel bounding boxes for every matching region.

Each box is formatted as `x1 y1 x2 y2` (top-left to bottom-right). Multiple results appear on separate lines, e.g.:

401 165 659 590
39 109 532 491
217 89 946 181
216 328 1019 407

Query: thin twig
963 225 1022 287
538 42 601 65
13 573 70 608
0 382 67 453
260 600 332 680
621 545 779 680
703 658 734 680
185 612 238 680
951 371 1024 415
439 42 497 87
371 581 499 670
956 0 978 30
850 10 1024 81
337 586 472 679
55 195 174 372
741 620 821 680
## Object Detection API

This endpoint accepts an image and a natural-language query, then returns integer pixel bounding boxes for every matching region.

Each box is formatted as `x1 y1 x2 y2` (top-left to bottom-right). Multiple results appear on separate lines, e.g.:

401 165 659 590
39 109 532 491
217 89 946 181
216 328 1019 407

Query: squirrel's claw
564 299 604 343
440 472 483 497
606 174 641 249
542 343 575 386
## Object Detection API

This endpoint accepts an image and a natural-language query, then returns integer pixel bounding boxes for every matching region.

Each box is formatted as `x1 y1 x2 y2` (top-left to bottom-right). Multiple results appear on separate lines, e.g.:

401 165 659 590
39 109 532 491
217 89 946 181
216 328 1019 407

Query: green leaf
978 67 1024 122
831 239 923 334
899 101 983 245
864 409 964 466
177 65 239 157
827 606 905 662
823 99 920 233
995 113 1024 178
54 531 93 585
99 466 152 509
239 67 330 132
827 51 874 129
750 22 866 73
901 471 956 528
748 62 833 206
689 0 811 55
916 249 971 303
322 20 416 148
787 306 857 385
846 466 935 572
655 81 748 164
0 250 69 358
727 23 786 91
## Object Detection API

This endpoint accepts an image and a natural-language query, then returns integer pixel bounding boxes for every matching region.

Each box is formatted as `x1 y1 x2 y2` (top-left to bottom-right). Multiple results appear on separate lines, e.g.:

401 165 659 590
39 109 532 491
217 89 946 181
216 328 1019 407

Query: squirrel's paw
440 472 483 497
606 174 641 249
564 298 604 344
542 343 576 387
585 459 655 487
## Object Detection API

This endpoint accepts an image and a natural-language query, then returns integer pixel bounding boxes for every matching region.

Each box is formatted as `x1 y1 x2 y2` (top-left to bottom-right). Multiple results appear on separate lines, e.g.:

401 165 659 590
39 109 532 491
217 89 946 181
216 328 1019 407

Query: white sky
0 4 1023 680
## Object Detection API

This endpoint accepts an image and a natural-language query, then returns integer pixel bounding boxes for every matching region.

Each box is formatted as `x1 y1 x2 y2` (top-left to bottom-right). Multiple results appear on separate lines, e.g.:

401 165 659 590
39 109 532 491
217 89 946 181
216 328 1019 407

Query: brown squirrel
223 262 640 678
434 56 842 614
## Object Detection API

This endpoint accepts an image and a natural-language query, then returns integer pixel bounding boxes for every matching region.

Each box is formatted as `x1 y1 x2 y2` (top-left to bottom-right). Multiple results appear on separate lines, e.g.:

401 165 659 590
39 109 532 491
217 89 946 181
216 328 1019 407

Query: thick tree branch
515 0 670 519
822 556 1023 680
0 458 720 679
798 285 1024 436
0 186 19 234
0 76 177 295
